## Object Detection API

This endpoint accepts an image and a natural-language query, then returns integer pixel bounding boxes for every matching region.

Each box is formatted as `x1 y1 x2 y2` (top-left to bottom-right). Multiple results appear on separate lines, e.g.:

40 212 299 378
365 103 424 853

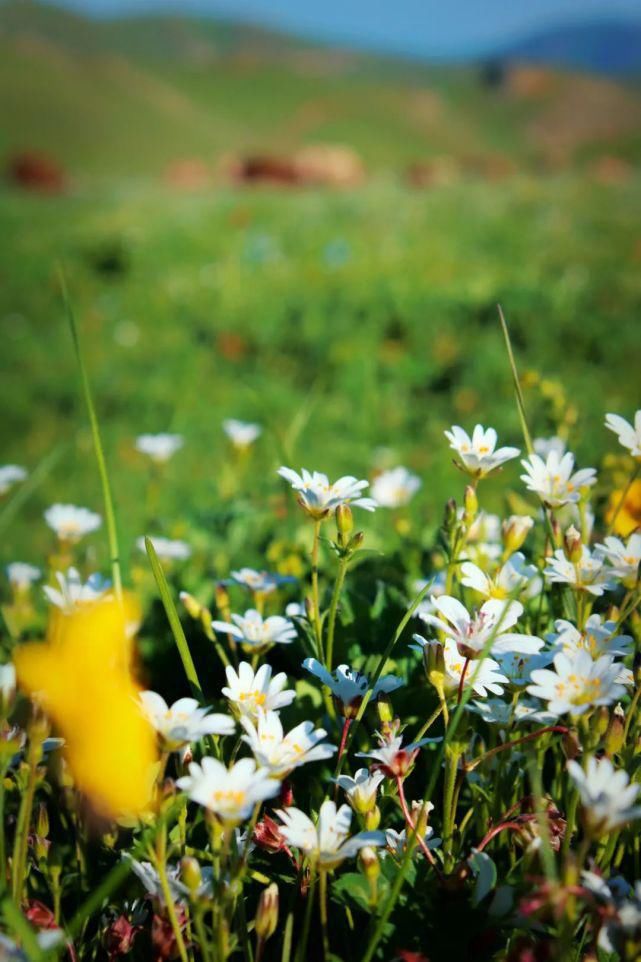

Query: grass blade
0 444 66 537
498 304 534 457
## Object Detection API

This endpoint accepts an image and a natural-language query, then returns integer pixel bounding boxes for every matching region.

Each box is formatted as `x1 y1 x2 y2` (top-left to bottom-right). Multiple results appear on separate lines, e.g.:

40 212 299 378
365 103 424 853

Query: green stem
310 521 324 661
295 867 316 962
319 870 330 962
325 555 349 672
413 703 443 743
11 729 43 903
153 827 189 962
442 745 460 871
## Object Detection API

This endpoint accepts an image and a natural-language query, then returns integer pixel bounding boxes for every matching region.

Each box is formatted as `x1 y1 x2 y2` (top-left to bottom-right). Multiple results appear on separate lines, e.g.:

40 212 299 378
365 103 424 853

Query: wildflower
460 553 541 601
498 650 554 687
126 857 188 903
385 825 440 858
533 436 567 459
370 467 421 508
137 536 191 561
605 410 641 457
223 419 261 448
6 562 41 591
222 662 295 718
596 533 641 587
420 595 544 658
439 638 509 697
544 546 613 596
285 601 307 618
0 464 27 495
44 504 102 542
303 659 403 717
520 450 596 508
177 756 279 824
334 768 386 814
277 467 377 519
212 609 296 654
568 756 641 836
255 883 279 947
548 615 633 659
502 514 535 553
527 650 628 716
355 733 430 778
134 433 183 463
276 799 385 869
240 710 336 778
230 568 294 594
444 424 520 478
140 692 235 752
606 479 641 536
43 567 109 612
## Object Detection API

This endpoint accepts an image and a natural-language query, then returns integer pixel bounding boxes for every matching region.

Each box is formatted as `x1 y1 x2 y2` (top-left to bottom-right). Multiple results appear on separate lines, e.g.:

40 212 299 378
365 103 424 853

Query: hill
504 19 641 78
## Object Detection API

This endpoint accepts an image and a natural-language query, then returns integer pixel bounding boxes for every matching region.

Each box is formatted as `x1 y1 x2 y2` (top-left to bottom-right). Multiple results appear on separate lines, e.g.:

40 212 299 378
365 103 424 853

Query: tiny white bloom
137 536 191 561
605 411 641 457
370 467 421 508
285 601 307 618
544 546 613 596
334 768 386 813
277 467 377 518
527 649 627 716
223 419 262 448
6 562 41 590
222 662 295 718
568 755 641 836
140 691 235 752
355 733 432 777
420 595 543 659
230 568 293 594
43 567 110 612
303 659 403 716
126 856 187 903
520 450 596 508
596 533 641 587
0 465 27 496
212 609 296 653
548 615 633 660
444 424 520 477
385 824 440 858
44 504 102 542
177 756 279 824
533 436 567 459
135 433 183 463
276 799 385 869
497 649 555 687
0 663 16 704
460 552 541 601
240 710 335 778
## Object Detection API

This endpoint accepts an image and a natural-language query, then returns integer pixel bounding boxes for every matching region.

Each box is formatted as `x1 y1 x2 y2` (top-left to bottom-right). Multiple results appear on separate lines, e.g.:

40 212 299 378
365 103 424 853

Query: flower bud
376 694 394 725
562 727 581 761
604 703 625 757
563 525 583 563
463 485 478 524
364 806 381 830
336 504 353 546
502 515 534 554
180 857 202 897
36 802 49 840
179 591 202 620
443 498 458 536
215 583 231 613
410 800 434 837
359 846 380 882
279 779 294 808
347 531 365 553
595 706 610 738
255 883 279 944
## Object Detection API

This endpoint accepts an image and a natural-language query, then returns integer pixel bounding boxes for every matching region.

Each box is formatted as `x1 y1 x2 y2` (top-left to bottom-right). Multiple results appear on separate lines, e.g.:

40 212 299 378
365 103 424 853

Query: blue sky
48 0 641 58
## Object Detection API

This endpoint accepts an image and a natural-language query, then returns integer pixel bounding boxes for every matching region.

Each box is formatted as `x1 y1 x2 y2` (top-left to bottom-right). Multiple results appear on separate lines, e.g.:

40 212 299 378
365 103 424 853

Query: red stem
395 776 441 876
476 820 525 851
457 657 470 704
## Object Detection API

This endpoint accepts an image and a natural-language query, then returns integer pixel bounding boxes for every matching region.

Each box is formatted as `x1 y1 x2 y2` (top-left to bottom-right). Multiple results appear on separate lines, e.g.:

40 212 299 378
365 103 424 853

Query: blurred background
2 0 641 569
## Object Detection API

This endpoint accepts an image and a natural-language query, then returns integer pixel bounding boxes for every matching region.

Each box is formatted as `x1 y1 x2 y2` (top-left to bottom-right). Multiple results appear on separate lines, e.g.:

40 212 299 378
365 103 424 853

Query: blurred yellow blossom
606 479 641 537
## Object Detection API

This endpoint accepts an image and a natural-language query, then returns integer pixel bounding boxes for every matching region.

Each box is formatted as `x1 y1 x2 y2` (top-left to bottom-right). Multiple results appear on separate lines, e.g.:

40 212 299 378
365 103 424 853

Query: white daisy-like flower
355 733 431 778
276 799 385 870
605 411 641 458
134 433 183 463
533 436 567 459
334 768 386 814
0 465 27 496
460 552 541 601
44 504 102 542
139 691 235 752
568 756 641 836
212 609 296 654
420 595 543 659
230 568 293 594
137 536 191 561
520 450 596 508
285 601 307 619
370 467 421 508
303 659 403 717
240 710 336 778
43 567 110 612
6 562 41 590
596 534 641 587
222 662 295 718
497 649 555 687
177 756 279 824
465 696 557 725
0 663 16 704
444 424 520 478
548 615 633 660
223 419 262 448
527 649 628 716
385 824 440 858
439 637 509 698
126 856 188 903
544 546 613 596
277 467 377 519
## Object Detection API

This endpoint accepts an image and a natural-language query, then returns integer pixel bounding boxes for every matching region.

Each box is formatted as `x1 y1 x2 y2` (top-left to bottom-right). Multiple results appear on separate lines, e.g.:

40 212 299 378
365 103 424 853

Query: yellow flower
14 593 157 818
606 480 641 537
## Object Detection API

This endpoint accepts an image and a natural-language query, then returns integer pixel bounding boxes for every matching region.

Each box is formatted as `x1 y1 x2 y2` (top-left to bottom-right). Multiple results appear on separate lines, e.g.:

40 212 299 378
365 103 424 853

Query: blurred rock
225 144 365 187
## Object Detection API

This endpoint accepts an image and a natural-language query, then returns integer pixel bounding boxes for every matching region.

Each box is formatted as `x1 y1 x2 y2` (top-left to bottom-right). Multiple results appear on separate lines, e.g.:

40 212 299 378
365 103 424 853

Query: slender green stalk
294 868 316 962
498 304 534 457
152 827 189 962
0 445 65 537
310 521 324 661
325 554 349 672
413 703 443 744
0 759 9 892
318 870 330 962
11 729 43 903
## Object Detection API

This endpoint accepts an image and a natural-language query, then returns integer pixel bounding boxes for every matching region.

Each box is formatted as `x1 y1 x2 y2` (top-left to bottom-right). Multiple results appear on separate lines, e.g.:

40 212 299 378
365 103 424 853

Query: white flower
6 562 41 590
355 733 431 778
334 768 385 813
286 601 307 618
520 450 596 508
126 856 187 903
43 567 110 612
605 411 641 457
222 662 295 718
44 504 102 542
439 638 509 697
135 433 183 463
276 799 385 869
568 756 641 836
533 436 567 459
177 756 279 824
370 467 421 508
527 649 628 716
465 696 556 725
462 511 503 564
139 691 235 752
137 536 191 561
460 552 541 601
420 595 543 659
240 710 335 778
277 467 377 518
212 609 296 653
385 825 440 858
497 649 554 687
596 533 641 587
548 615 633 660
0 465 27 496
223 419 262 448
0 663 16 704
230 568 293 594
303 659 403 717
502 514 535 551
544 546 613 596
444 424 520 477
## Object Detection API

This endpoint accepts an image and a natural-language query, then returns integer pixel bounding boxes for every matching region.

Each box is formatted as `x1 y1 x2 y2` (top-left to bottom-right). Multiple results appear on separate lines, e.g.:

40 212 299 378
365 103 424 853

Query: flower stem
457 658 470 705
11 726 43 902
310 521 324 662
319 870 330 962
325 554 348 672
153 827 189 962
294 867 316 962
395 776 439 871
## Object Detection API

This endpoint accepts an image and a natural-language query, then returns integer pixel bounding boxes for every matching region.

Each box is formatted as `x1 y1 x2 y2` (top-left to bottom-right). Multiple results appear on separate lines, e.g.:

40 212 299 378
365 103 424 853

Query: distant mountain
503 20 641 77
